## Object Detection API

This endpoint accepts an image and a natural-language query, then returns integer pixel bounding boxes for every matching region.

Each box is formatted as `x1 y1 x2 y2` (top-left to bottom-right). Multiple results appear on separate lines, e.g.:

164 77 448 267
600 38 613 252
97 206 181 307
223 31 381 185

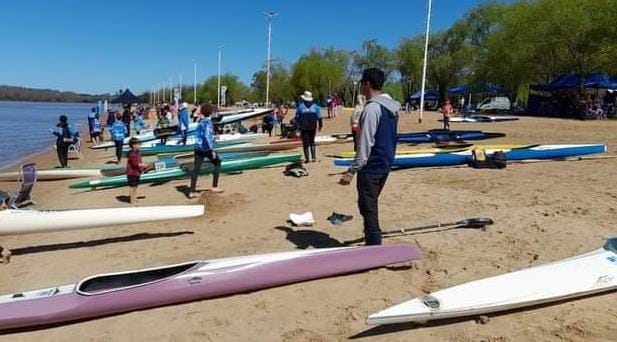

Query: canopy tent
530 73 617 91
111 89 144 104
485 83 509 94
447 85 470 95
448 83 509 95
410 89 439 101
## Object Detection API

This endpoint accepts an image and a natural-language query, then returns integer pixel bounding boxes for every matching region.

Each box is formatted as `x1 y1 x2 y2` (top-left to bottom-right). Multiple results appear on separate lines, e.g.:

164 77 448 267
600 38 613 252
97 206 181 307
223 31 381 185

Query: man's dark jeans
357 172 389 245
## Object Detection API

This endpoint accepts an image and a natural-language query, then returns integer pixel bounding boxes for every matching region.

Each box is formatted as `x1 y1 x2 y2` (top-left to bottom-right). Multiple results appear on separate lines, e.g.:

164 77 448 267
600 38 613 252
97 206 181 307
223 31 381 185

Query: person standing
91 113 103 145
51 115 76 168
87 107 97 142
442 98 453 130
188 104 223 198
122 106 132 137
134 110 145 135
110 113 128 163
350 94 366 152
294 91 323 163
126 138 146 204
339 68 399 246
178 102 190 145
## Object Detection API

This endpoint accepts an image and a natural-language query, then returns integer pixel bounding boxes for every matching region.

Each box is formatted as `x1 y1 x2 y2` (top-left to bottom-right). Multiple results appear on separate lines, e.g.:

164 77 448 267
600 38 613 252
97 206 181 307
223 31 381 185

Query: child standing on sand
126 138 146 204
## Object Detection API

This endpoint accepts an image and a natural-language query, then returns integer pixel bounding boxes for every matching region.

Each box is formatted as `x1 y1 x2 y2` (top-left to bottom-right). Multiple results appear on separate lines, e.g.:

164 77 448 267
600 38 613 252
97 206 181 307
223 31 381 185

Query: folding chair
8 163 37 208
68 137 83 159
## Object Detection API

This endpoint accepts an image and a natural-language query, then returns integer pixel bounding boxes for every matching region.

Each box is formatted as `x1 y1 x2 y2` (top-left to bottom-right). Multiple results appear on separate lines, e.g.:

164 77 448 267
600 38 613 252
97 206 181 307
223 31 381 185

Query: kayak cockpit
77 262 198 295
604 238 617 253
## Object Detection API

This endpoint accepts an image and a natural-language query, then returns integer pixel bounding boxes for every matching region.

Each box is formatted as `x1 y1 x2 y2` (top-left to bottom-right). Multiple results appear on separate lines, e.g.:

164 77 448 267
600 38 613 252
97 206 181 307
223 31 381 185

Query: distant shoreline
0 85 109 104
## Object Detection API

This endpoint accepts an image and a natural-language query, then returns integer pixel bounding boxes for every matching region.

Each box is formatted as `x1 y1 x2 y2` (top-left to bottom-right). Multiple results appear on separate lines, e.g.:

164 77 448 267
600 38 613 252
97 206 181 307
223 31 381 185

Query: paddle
343 218 493 244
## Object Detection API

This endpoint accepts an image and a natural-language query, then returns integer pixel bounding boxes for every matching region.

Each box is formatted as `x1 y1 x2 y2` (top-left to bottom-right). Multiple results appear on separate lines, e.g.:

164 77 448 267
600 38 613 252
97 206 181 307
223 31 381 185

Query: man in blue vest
339 68 399 245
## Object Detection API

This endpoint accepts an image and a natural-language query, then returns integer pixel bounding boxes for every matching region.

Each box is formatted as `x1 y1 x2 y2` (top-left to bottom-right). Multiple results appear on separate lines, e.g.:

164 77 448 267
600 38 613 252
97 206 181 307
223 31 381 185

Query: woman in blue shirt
188 104 223 198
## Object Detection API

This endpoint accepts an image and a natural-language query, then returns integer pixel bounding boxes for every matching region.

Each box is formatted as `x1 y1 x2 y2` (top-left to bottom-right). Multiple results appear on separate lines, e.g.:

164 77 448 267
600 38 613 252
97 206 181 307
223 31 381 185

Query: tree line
0 85 108 103
150 0 616 107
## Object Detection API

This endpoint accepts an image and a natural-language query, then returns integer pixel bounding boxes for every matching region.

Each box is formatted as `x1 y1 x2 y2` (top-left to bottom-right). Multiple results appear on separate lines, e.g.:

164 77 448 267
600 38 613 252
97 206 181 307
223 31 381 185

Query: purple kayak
0 245 420 331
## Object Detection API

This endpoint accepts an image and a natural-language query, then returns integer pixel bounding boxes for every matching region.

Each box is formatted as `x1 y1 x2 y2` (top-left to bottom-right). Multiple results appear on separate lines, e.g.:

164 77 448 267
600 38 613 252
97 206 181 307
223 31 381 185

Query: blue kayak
334 143 606 169
398 130 505 143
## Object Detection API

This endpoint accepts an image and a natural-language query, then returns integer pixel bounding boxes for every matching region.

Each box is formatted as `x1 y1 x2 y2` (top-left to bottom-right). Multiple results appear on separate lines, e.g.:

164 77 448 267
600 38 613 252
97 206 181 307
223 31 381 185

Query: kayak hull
0 205 204 235
398 130 506 143
0 169 102 181
367 239 617 325
334 143 607 168
69 153 302 189
0 245 420 331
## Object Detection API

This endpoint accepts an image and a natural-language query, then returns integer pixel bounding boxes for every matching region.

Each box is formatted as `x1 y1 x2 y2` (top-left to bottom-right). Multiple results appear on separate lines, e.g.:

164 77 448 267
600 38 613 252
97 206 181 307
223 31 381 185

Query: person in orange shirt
442 98 453 130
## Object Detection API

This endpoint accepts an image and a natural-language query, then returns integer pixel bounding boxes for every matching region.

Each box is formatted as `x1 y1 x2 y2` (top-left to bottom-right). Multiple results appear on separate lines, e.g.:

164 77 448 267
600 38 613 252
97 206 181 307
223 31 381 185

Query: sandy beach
1 111 616 341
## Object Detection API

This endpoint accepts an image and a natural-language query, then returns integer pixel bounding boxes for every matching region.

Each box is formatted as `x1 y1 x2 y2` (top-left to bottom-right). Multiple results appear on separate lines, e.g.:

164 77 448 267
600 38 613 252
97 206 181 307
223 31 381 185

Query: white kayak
135 133 267 149
0 205 204 235
91 123 199 150
446 115 519 123
215 108 273 125
0 168 102 181
367 238 617 325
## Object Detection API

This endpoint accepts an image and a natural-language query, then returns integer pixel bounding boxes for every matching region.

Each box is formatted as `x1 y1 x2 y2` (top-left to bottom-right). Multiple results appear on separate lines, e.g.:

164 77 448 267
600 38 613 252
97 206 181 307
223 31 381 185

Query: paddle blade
456 218 494 228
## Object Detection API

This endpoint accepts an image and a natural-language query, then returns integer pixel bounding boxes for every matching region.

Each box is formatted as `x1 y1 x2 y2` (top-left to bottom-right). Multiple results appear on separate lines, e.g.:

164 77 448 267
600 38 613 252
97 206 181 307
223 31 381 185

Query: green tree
397 37 424 98
427 26 474 100
251 61 292 105
354 39 396 79
197 73 251 106
290 48 349 104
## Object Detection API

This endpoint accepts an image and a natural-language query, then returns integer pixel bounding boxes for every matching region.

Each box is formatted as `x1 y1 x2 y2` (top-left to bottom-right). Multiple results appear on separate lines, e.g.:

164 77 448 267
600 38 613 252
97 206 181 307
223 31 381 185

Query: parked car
478 96 511 112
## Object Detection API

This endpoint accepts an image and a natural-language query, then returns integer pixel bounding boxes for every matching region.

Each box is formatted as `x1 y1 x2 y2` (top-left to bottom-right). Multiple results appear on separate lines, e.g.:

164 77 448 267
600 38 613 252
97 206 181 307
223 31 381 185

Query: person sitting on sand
188 104 223 198
110 113 128 163
0 192 12 264
126 138 146 204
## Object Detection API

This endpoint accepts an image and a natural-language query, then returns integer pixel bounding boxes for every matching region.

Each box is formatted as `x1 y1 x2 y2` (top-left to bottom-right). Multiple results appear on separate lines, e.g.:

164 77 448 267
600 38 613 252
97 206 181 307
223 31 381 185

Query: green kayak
69 153 301 189
129 141 247 157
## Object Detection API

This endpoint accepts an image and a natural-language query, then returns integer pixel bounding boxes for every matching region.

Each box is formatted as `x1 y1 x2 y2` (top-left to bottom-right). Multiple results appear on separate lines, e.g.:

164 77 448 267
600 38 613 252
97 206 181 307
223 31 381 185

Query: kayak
92 123 202 150
367 238 617 325
398 130 506 144
131 140 246 157
0 205 204 235
445 115 519 123
69 153 301 189
155 151 270 162
0 245 420 331
272 136 344 145
0 168 102 181
214 108 274 125
99 158 179 177
334 143 606 168
333 144 529 159
215 136 340 154
136 133 267 149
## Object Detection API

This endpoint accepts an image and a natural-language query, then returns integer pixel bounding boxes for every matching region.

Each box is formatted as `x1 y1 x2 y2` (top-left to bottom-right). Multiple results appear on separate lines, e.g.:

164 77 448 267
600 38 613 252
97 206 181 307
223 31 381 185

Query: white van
477 96 511 112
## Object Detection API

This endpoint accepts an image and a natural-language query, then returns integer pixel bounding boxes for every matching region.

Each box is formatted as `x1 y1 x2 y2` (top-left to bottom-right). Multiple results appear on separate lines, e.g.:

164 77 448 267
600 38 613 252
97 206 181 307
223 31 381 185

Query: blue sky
0 0 496 94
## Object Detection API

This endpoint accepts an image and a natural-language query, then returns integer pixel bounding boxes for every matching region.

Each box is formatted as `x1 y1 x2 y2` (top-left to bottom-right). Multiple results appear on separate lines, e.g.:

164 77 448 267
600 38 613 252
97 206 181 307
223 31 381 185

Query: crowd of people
39 68 400 250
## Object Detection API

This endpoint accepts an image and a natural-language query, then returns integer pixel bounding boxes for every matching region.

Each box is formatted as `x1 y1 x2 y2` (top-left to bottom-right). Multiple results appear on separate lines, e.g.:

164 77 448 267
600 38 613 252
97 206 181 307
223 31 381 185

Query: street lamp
263 11 278 107
217 45 223 109
419 0 433 124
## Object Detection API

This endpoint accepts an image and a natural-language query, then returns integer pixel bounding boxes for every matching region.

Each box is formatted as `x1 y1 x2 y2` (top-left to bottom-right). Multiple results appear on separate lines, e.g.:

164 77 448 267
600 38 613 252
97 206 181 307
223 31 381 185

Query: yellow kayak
334 144 532 159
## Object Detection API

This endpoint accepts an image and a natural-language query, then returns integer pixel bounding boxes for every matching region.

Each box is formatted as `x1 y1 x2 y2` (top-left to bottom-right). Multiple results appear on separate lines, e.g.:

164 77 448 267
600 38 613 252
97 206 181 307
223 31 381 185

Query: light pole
419 0 432 124
193 59 197 104
263 11 278 107
217 45 223 109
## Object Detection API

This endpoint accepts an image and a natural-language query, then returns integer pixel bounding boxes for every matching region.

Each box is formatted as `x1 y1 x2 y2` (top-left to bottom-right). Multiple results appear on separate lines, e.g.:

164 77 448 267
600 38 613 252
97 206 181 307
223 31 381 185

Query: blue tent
485 83 509 94
447 85 470 95
531 73 617 91
410 89 439 101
